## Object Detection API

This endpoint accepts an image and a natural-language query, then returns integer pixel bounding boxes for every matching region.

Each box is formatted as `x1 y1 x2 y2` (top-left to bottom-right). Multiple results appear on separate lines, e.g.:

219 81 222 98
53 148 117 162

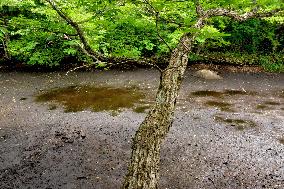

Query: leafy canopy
0 0 283 69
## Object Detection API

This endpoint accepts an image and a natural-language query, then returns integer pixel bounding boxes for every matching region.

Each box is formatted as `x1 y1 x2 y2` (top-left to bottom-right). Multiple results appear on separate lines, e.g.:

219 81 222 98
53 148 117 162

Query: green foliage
259 55 284 72
191 51 284 72
195 25 231 47
224 19 280 53
0 0 283 72
0 27 5 40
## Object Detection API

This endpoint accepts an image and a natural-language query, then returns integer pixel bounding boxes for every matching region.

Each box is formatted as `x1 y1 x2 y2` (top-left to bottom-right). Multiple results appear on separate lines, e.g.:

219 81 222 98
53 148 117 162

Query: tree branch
206 7 284 21
193 0 283 26
45 0 102 59
194 0 205 17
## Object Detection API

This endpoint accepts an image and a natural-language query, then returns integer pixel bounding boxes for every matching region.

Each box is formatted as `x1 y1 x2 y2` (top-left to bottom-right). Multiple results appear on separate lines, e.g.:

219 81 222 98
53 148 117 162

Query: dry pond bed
0 69 283 189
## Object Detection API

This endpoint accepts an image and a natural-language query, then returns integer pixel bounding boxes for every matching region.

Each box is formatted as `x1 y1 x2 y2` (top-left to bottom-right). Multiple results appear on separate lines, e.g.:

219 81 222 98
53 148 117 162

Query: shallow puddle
214 116 257 131
191 90 223 97
35 85 146 113
205 101 234 112
191 89 256 98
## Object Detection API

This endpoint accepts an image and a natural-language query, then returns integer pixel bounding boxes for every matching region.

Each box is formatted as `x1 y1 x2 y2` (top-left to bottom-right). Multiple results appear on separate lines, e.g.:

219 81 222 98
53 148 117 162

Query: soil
0 68 283 189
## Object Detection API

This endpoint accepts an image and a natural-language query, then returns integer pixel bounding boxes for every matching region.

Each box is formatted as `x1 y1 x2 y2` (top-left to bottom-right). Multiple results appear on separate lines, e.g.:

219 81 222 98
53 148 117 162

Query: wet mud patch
35 85 147 113
279 90 284 98
190 89 257 98
214 116 257 131
48 104 57 110
256 101 282 110
263 101 281 106
256 104 270 110
191 90 223 98
133 105 151 113
205 101 234 112
279 138 284 145
223 89 257 96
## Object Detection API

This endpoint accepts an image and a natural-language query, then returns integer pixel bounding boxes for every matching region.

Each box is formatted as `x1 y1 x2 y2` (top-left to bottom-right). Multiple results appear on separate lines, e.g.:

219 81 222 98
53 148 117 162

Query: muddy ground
0 69 283 189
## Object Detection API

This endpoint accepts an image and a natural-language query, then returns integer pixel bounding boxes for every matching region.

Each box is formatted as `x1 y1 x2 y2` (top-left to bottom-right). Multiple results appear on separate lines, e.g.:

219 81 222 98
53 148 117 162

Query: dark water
35 85 149 113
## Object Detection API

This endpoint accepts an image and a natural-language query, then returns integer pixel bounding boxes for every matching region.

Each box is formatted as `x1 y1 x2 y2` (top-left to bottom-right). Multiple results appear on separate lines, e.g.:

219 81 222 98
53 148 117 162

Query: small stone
195 69 223 80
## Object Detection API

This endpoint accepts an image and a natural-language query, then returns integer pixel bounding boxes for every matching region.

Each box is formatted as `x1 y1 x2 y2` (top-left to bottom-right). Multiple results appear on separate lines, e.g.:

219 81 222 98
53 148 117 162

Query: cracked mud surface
0 69 283 188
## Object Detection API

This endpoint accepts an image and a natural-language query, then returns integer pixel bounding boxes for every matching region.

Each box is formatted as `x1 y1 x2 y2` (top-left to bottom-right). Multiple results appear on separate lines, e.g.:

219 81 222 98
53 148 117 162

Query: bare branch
65 56 163 75
193 1 207 29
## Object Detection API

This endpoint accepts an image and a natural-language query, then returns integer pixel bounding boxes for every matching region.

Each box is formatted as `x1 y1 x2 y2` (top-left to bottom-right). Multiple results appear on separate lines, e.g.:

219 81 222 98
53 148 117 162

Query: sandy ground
0 69 283 189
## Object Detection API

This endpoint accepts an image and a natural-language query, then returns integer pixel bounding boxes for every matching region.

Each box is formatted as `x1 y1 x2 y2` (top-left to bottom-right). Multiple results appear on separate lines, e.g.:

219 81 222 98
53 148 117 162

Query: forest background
0 0 283 72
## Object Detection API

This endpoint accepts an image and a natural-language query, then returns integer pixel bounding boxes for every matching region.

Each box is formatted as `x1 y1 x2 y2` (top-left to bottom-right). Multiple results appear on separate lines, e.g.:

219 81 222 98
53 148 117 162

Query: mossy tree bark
122 34 195 188
122 2 283 188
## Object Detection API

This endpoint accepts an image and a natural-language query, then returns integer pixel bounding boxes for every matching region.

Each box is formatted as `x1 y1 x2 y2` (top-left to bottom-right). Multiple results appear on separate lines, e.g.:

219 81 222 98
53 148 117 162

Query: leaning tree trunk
122 34 194 189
